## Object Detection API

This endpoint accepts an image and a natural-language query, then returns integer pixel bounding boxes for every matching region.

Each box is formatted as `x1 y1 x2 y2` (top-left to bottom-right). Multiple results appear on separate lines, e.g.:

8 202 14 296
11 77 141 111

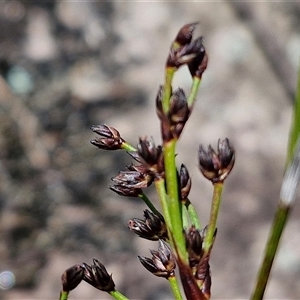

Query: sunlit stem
169 275 184 300
251 203 290 300
109 290 130 300
181 203 189 229
121 142 137 152
59 291 69 300
155 178 173 237
162 66 176 114
138 191 162 216
187 76 201 107
251 62 300 300
164 139 188 262
185 199 202 230
203 182 223 253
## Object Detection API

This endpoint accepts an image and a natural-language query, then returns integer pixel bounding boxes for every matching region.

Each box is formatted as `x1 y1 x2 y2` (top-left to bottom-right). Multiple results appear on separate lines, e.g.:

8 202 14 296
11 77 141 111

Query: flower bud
144 209 167 239
109 185 142 197
138 240 175 278
169 88 190 123
61 264 84 292
128 210 167 241
198 138 235 183
185 226 204 268
175 22 198 46
188 42 208 79
91 125 120 139
137 137 164 174
90 125 125 150
157 89 190 142
82 259 115 292
167 23 204 68
179 164 192 201
112 170 153 189
155 85 165 121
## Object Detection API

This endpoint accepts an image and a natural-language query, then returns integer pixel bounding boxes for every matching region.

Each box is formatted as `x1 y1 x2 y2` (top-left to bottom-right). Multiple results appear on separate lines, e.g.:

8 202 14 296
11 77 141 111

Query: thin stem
181 203 189 229
186 200 202 230
162 66 176 114
203 182 224 253
287 62 300 163
59 291 69 300
169 275 184 300
164 139 187 262
250 203 290 300
155 178 173 234
187 76 201 107
251 61 300 300
121 142 137 152
138 191 162 216
251 139 300 299
109 290 130 300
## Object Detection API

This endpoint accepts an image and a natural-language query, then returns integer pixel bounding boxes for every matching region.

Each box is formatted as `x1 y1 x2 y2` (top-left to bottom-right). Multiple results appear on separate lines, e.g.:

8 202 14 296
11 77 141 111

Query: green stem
250 203 290 300
187 76 201 107
169 275 184 300
155 178 173 233
164 139 187 262
121 142 137 152
287 62 300 163
59 291 69 300
138 191 162 216
203 182 224 252
162 67 176 114
186 200 202 230
181 203 189 229
109 290 130 300
251 61 300 300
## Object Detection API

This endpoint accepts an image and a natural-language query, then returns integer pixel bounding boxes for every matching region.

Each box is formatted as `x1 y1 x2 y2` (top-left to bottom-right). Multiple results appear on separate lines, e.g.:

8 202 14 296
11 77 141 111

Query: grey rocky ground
1 2 300 299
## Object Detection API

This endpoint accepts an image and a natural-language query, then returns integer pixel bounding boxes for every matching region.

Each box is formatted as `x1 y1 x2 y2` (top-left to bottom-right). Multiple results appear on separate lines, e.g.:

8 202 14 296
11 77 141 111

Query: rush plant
59 23 300 300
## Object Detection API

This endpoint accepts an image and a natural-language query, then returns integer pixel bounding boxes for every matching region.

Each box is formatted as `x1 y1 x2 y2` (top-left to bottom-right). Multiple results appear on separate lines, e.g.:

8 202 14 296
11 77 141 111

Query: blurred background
0 1 300 299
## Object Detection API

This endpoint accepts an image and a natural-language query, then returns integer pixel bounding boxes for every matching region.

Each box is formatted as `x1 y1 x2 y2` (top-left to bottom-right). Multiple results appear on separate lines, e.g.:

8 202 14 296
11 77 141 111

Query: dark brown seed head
198 138 235 183
166 89 190 139
156 85 165 121
82 259 115 292
185 226 204 268
91 125 120 139
128 210 167 241
61 264 84 292
175 22 198 46
188 42 208 79
169 88 189 124
179 164 192 201
90 125 125 150
175 36 205 66
138 240 175 278
112 170 153 189
109 185 142 197
137 137 164 175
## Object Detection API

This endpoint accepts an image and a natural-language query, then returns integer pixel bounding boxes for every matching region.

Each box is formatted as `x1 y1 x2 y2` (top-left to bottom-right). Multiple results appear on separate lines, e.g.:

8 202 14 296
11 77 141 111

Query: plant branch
162 67 176 114
59 291 69 300
187 77 201 107
164 139 188 262
251 62 300 300
185 199 202 230
155 178 173 235
203 182 223 253
169 275 184 300
250 203 290 300
109 290 130 300
138 191 162 216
